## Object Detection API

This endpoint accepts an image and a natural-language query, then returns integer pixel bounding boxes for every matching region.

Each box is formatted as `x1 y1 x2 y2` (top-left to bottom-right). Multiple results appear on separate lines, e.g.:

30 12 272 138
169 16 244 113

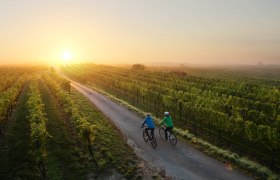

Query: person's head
164 112 169 116
146 113 150 117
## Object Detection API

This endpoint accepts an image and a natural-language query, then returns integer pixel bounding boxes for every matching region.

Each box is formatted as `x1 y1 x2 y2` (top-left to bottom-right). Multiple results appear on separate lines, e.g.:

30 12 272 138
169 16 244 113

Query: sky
0 0 280 65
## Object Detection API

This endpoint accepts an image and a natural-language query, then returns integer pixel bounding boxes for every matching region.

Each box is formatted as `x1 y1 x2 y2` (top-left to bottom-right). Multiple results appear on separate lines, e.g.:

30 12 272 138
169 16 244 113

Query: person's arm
141 117 147 128
160 117 165 125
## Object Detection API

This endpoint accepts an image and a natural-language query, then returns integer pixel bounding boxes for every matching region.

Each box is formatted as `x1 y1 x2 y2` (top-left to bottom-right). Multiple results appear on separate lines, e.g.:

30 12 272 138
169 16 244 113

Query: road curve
71 81 252 180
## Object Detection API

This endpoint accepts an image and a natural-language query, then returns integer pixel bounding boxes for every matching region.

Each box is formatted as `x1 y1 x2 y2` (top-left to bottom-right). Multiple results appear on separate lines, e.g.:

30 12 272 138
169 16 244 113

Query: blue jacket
141 115 155 128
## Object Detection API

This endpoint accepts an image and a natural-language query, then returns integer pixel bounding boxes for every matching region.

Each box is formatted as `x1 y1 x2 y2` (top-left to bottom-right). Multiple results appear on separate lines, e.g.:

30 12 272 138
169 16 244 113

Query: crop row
42 73 98 168
26 79 49 179
0 75 28 136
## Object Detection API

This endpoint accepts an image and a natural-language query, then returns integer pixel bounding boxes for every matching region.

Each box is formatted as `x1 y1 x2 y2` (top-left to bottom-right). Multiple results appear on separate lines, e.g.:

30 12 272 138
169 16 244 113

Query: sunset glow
0 1 280 178
0 1 279 65
62 51 72 64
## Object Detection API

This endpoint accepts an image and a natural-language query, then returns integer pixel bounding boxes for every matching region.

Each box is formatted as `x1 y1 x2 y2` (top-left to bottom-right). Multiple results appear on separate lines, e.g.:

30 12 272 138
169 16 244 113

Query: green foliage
78 119 96 142
0 80 41 179
61 64 280 178
0 74 27 131
39 78 97 179
61 64 280 153
70 89 139 177
43 71 139 177
42 73 95 145
27 79 49 179
88 84 280 179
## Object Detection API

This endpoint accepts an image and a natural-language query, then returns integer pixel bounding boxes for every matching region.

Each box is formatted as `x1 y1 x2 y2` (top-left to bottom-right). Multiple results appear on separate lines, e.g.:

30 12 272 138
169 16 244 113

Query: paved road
71 81 253 180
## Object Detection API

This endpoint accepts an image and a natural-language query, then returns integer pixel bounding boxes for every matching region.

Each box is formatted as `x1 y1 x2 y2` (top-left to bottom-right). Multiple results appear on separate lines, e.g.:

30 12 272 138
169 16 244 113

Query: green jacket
160 116 173 127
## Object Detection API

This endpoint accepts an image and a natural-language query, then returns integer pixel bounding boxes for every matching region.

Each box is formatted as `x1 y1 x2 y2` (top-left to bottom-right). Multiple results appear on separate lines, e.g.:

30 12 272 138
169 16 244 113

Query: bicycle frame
159 125 177 145
142 126 157 148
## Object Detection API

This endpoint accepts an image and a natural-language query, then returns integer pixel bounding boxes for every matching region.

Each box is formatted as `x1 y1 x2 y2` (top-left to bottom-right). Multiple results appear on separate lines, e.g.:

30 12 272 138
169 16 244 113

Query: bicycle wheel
151 136 157 149
169 133 177 145
159 127 165 139
143 131 148 142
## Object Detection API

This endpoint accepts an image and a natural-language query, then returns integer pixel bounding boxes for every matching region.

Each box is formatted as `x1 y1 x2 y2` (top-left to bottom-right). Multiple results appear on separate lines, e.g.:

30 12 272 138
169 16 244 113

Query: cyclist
160 111 174 140
141 113 155 140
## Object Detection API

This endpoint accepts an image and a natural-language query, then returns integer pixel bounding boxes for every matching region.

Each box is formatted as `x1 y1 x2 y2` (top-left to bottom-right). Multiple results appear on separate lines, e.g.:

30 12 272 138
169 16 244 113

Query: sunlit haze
0 0 280 65
62 50 72 64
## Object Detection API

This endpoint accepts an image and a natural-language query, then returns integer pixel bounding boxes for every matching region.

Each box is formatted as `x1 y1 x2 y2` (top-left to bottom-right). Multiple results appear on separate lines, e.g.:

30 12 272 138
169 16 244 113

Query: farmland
0 66 156 179
0 64 279 179
62 64 280 177
2 1 280 179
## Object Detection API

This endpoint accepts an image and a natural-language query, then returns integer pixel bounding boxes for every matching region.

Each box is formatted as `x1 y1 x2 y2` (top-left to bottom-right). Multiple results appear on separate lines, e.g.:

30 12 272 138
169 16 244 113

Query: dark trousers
165 126 173 140
145 128 155 138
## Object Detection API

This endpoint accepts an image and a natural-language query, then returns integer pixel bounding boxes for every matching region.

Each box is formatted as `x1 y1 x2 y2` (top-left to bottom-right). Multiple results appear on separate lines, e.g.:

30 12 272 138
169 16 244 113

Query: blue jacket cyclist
141 113 155 139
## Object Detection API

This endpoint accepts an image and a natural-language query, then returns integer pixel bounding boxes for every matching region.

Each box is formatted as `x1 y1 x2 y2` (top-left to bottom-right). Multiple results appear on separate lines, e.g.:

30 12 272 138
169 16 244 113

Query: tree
131 64 145 70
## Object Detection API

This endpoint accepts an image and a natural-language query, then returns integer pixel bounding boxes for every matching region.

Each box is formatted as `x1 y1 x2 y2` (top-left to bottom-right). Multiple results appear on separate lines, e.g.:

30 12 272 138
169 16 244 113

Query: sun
61 51 72 64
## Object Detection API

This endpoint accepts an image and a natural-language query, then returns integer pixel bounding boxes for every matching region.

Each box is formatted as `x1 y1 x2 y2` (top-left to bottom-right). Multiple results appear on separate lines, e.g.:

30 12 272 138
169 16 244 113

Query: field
2 1 280 179
0 66 159 179
1 64 280 179
61 64 280 176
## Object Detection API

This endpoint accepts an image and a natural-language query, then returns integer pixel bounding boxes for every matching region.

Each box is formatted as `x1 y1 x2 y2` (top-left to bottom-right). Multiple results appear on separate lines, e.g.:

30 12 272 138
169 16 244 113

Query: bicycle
159 125 177 145
142 126 157 149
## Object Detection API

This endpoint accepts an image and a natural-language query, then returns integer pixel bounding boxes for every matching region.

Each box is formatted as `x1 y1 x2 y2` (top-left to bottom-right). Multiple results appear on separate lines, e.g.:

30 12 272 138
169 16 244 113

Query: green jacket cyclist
160 112 174 140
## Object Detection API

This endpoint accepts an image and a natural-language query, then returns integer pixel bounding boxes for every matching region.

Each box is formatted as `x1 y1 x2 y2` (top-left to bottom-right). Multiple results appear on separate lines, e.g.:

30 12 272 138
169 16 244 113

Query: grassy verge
84 82 280 180
39 79 94 179
0 81 40 179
